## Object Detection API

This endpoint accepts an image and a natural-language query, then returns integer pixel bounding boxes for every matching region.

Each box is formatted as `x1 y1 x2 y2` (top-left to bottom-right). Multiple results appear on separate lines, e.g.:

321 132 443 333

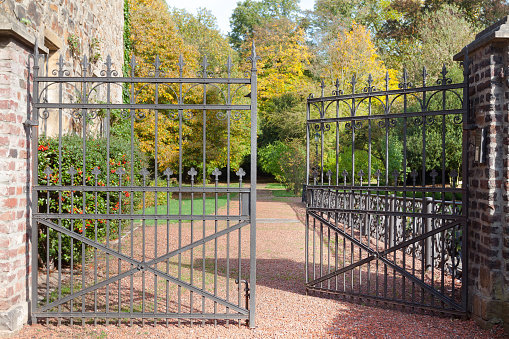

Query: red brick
2 197 17 208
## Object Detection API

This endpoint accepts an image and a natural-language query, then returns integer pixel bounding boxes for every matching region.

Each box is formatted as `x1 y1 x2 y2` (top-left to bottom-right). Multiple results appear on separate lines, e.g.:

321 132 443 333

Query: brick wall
0 37 32 336
455 17 509 333
0 0 124 336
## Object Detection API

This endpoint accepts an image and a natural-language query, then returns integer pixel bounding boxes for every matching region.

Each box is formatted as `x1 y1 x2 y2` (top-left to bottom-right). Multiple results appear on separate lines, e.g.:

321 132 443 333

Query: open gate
305 62 469 315
30 44 258 326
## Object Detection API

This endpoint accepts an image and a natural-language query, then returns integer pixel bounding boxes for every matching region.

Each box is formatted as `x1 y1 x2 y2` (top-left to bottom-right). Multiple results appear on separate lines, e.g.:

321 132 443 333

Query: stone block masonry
455 16 509 334
0 0 124 136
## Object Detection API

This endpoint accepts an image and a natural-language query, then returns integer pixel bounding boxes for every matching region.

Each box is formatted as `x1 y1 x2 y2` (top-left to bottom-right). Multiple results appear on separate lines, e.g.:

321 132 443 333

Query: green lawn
136 193 238 225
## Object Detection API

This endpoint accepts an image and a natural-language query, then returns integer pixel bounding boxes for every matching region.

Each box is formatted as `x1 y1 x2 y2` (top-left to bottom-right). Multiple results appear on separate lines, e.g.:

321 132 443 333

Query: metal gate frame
305 59 469 315
29 43 259 326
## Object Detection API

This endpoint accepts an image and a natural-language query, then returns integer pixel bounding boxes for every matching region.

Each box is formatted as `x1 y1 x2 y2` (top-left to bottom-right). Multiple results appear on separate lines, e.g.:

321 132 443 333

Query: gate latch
235 279 250 326
23 119 38 127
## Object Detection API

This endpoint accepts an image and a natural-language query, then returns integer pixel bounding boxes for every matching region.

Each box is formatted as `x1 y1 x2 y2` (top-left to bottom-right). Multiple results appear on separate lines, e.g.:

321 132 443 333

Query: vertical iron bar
248 47 258 328
461 49 470 312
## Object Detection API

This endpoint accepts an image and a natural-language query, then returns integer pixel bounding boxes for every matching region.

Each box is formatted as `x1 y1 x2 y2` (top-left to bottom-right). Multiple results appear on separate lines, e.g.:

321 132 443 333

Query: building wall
1 0 124 136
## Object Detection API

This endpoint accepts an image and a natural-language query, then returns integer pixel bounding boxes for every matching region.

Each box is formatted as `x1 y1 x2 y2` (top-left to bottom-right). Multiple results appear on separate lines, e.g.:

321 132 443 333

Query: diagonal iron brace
308 211 462 310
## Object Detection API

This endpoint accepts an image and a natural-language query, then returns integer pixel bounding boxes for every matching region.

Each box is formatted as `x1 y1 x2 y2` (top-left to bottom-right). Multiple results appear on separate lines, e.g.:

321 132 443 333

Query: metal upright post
248 41 259 328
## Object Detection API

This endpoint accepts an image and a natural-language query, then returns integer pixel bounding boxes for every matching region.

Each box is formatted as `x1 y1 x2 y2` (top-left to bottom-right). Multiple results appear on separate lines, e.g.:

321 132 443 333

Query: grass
264 183 286 189
136 193 238 225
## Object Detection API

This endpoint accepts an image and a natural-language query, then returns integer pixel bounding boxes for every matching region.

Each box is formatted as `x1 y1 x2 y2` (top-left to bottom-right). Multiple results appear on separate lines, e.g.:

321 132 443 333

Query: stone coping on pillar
0 8 47 54
454 15 509 61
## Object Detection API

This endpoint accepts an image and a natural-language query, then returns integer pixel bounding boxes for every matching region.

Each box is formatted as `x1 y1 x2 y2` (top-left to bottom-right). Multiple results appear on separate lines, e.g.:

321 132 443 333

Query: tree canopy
125 0 507 189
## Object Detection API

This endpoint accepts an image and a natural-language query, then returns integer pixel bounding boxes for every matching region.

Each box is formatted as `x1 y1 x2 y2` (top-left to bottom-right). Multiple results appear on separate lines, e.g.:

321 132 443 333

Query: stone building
0 0 124 336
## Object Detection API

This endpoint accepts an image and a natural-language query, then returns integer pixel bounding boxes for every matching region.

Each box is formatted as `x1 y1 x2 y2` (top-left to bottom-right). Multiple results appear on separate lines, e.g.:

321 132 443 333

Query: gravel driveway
15 188 507 338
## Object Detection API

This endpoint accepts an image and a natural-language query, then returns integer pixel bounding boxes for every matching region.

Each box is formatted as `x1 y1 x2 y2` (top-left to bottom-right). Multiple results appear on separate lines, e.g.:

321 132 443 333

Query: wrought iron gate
305 63 469 315
30 44 258 326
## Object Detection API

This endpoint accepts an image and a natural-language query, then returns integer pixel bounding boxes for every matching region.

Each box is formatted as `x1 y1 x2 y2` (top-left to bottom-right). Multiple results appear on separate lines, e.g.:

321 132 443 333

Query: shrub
259 139 306 194
37 133 145 266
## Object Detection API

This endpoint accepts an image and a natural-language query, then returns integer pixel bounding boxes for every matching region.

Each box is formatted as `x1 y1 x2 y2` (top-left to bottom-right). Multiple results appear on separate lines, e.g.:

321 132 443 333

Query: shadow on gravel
194 257 307 295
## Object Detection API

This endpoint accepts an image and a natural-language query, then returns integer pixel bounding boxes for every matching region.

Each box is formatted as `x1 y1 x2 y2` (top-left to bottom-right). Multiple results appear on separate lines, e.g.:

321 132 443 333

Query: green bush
37 133 144 266
259 139 306 194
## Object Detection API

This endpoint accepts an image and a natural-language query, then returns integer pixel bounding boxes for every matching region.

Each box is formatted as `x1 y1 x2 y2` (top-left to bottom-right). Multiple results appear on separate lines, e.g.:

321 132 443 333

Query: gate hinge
464 124 476 130
23 119 39 127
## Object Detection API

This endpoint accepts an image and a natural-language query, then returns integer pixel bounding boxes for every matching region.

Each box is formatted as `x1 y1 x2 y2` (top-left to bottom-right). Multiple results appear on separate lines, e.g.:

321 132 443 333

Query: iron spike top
367 74 373 87
236 168 246 178
91 167 101 177
441 64 448 78
178 54 185 77
247 40 261 71
154 55 162 77
450 169 458 178
201 55 209 78
67 166 77 176
312 168 320 180
335 78 340 91
410 169 418 181
438 64 451 85
226 55 233 78
350 74 357 93
422 66 428 85
130 54 137 77
44 166 53 177
392 170 400 184
212 168 222 180
140 168 150 180
81 54 89 74
385 71 390 91
57 55 65 76
399 68 409 89
326 169 332 183
341 169 348 178
430 168 438 184
163 168 173 179
188 167 198 180
116 168 126 176
375 169 382 180
320 79 325 97
358 170 365 179
105 55 113 76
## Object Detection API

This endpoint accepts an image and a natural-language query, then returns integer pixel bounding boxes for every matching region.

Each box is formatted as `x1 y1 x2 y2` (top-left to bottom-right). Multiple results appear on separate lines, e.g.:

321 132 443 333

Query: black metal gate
305 63 469 314
30 44 258 326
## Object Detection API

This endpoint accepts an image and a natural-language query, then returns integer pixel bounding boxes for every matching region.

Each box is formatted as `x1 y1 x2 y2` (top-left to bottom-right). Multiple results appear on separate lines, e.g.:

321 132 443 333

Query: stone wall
0 0 123 336
455 16 509 333
1 0 124 136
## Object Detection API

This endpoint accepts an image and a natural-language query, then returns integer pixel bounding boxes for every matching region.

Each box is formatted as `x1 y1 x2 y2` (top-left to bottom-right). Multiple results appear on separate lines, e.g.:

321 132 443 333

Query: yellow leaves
247 18 312 104
325 22 398 92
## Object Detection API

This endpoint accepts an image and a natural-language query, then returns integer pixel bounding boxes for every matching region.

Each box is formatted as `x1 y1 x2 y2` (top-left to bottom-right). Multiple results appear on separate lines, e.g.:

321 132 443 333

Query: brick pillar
0 11 43 337
455 17 509 333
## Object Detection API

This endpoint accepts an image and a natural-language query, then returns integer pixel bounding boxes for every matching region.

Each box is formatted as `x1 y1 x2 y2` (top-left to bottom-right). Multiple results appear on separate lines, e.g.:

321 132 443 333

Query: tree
250 18 312 104
170 8 240 75
129 0 250 178
228 0 301 50
404 4 476 82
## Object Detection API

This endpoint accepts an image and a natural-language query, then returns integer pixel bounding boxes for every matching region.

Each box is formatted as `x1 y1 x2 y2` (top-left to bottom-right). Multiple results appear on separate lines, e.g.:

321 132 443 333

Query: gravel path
16 188 507 338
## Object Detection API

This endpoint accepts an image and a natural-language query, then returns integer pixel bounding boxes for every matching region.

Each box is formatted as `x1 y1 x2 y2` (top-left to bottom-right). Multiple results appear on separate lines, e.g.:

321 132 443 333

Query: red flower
38 145 48 151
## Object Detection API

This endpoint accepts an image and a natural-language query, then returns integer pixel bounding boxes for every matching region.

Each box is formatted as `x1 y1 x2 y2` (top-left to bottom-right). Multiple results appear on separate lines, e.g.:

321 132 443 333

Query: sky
166 0 315 35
